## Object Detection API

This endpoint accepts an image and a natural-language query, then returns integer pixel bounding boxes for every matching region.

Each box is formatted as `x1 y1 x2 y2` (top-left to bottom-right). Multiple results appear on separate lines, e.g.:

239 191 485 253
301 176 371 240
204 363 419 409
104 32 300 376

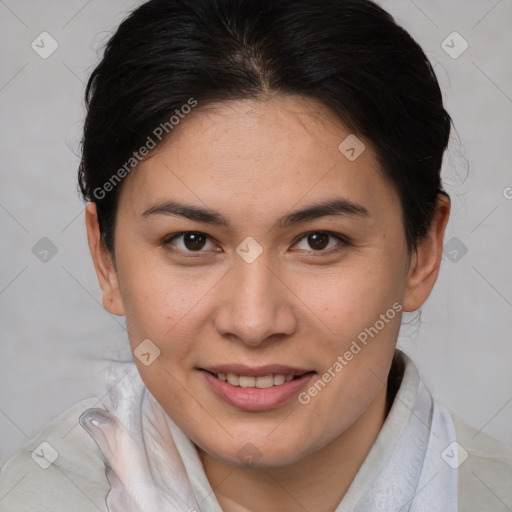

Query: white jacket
0 351 511 511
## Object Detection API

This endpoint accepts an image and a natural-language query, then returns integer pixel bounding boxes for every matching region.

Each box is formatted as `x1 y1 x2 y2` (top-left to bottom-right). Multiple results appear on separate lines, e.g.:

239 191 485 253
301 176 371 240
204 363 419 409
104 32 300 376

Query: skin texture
86 94 450 512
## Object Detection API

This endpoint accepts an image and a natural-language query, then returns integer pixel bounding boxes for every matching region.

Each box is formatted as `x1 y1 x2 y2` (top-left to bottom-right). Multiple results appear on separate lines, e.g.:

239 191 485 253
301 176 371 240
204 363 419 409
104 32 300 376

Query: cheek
292 259 404 342
287 255 404 411
117 252 219 338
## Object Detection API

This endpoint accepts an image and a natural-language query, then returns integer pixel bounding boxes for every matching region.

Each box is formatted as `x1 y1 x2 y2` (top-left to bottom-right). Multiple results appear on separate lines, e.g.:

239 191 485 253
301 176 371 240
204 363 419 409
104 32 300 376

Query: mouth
201 369 312 388
198 364 317 411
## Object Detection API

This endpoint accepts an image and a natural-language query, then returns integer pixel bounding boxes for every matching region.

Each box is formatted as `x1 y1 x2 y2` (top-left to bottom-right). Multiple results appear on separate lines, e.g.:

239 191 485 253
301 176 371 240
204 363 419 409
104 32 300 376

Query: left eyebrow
278 198 369 228
141 197 370 229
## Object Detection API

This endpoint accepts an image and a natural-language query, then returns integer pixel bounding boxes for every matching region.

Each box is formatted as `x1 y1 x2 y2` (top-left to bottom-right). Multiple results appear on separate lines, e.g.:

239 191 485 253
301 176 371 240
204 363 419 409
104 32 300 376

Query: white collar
335 350 458 511
79 350 458 511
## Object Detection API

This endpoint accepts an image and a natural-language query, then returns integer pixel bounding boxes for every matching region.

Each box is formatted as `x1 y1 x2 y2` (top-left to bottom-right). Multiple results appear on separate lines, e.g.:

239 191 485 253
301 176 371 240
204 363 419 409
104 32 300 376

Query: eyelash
161 231 351 257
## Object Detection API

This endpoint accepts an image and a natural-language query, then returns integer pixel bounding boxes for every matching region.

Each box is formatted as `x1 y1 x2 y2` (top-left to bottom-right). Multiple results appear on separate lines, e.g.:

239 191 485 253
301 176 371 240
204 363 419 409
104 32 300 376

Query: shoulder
450 411 512 512
0 398 110 512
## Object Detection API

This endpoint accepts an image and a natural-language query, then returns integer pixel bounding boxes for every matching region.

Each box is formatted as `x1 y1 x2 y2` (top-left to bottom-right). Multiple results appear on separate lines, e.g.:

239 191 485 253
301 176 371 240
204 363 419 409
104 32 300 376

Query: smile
198 365 316 411
207 371 301 388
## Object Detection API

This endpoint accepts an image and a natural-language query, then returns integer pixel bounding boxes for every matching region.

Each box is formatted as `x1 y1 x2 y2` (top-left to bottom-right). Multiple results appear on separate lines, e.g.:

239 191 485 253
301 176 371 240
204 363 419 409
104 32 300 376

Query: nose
213 250 297 347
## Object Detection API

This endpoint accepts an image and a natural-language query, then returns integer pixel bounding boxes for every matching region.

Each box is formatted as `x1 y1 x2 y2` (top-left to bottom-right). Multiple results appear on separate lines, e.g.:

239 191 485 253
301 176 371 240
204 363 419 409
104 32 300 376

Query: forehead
117 95 399 223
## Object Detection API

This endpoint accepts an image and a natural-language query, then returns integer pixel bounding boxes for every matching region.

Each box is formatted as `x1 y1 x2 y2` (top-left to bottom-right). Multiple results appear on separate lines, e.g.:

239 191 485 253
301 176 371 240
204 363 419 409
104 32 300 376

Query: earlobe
85 202 125 316
402 194 451 312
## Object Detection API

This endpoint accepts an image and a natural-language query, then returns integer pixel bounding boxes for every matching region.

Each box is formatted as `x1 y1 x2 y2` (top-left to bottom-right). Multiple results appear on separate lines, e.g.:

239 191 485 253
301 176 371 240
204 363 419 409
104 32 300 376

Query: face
86 94 448 468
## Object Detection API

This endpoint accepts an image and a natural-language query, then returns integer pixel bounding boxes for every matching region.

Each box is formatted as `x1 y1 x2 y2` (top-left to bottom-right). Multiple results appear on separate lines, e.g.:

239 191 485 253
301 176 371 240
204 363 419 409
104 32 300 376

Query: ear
85 202 125 316
402 194 451 312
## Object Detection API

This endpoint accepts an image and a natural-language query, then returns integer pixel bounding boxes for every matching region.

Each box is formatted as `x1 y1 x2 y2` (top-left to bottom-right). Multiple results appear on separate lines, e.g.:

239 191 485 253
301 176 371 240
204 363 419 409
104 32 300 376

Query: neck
198 358 403 512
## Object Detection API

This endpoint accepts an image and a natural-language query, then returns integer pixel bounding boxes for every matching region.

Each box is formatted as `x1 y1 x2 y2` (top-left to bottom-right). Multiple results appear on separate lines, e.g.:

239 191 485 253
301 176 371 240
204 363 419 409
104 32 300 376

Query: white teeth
227 373 239 386
255 375 274 388
273 375 285 385
239 376 255 388
219 372 298 388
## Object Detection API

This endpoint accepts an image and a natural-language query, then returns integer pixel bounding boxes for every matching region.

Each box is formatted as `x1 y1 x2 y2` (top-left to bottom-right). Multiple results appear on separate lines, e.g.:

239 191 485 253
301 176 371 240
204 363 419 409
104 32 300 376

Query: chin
197 432 313 469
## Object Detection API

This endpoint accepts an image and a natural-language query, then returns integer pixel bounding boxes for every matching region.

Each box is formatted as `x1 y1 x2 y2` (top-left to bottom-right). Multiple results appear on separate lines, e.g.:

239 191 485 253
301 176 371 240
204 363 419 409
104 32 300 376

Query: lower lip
200 370 315 411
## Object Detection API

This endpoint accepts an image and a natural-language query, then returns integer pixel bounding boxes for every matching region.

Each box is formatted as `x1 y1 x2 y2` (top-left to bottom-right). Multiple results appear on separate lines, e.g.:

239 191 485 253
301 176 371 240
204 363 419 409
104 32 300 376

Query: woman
1 0 510 510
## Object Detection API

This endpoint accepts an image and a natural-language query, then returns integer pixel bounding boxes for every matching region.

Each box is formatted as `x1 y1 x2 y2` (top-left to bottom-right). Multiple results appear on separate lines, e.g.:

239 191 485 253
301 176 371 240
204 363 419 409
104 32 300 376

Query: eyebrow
141 197 369 229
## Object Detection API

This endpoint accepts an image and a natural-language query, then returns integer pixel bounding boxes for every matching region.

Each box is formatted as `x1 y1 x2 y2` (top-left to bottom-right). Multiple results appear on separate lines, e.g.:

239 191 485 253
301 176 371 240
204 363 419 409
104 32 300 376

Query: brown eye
307 232 329 250
164 232 217 253
293 231 349 253
182 232 207 251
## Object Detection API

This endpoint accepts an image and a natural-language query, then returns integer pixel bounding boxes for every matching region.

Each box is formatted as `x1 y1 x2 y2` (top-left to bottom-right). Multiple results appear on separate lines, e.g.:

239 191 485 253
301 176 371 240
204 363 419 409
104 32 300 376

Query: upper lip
199 364 315 378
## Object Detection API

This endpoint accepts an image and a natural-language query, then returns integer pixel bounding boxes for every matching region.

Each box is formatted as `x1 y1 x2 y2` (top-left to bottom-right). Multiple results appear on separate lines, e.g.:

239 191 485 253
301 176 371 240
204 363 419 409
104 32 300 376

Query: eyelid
291 231 350 254
163 230 350 255
162 231 219 254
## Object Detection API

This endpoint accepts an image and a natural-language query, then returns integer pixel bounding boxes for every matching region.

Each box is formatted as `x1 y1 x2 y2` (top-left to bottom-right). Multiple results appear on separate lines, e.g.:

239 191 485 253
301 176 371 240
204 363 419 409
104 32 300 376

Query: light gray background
0 0 511 466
